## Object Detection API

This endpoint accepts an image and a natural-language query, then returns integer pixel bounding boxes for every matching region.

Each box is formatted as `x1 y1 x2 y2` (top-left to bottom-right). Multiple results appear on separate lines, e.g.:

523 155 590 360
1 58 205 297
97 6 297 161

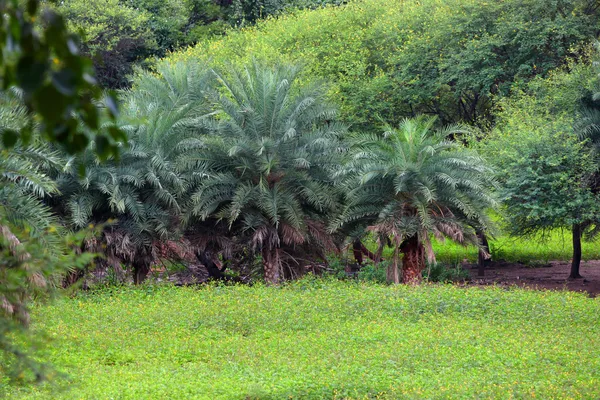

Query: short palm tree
334 116 496 284
183 62 345 284
58 62 212 283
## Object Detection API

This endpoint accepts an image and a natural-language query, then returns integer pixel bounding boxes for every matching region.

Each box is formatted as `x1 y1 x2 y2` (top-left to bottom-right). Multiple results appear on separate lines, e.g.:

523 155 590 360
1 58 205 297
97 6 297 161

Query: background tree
170 0 600 131
183 62 344 284
53 0 156 89
334 116 496 284
482 62 600 279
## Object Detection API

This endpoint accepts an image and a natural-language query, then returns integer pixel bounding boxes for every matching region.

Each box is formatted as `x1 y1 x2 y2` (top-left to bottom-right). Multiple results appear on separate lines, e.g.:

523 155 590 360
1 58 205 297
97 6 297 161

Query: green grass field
3 280 600 399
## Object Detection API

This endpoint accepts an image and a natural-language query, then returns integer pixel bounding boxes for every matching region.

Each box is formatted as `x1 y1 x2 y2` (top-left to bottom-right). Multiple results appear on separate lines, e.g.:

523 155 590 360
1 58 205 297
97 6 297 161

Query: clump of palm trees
1 60 496 285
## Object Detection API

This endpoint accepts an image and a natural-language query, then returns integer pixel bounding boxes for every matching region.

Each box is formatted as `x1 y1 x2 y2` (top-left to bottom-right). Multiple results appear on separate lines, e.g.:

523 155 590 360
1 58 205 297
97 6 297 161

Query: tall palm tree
58 62 212 283
334 116 495 284
183 62 345 284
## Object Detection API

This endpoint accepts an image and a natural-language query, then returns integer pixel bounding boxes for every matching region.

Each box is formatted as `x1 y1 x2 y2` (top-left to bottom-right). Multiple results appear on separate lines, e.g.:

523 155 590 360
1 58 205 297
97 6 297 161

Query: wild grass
3 280 600 399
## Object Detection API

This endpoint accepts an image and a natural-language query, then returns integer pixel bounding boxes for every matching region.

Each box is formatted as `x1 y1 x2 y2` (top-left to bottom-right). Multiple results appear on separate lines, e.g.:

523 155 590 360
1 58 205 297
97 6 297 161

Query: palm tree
334 116 495 284
0 91 81 340
58 61 212 283
183 62 345 284
0 90 64 244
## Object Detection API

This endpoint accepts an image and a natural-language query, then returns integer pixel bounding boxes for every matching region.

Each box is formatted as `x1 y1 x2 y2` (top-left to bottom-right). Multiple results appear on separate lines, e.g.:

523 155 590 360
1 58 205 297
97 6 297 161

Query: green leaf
51 69 77 96
35 84 68 123
16 57 47 93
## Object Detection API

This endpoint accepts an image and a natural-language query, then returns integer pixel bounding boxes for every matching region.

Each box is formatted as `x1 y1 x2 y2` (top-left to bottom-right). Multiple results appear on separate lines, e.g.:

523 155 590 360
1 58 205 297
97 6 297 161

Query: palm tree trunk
374 239 385 264
477 230 490 277
262 246 281 284
386 245 400 284
570 223 583 279
132 260 151 284
352 239 364 265
400 235 425 284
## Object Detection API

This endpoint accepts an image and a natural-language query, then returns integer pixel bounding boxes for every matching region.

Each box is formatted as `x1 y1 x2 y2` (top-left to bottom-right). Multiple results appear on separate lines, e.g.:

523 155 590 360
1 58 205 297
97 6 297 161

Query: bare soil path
467 260 600 297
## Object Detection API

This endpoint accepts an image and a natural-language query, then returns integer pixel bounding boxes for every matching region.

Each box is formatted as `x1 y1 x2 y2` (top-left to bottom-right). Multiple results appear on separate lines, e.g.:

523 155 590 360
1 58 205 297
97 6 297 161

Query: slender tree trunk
352 239 364 265
132 260 151 285
262 246 281 284
374 239 385 264
386 245 400 284
570 223 583 279
360 242 379 262
400 235 425 284
353 239 381 265
477 231 491 277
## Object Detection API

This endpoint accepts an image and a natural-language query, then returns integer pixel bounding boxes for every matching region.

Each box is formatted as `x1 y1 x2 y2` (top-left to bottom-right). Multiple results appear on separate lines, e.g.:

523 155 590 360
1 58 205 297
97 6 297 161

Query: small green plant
325 254 349 280
356 260 388 284
423 262 470 283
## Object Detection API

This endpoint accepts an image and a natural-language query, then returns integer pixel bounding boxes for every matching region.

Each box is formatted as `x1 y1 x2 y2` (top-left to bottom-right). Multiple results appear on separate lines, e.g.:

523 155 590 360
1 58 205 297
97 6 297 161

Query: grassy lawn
3 280 600 399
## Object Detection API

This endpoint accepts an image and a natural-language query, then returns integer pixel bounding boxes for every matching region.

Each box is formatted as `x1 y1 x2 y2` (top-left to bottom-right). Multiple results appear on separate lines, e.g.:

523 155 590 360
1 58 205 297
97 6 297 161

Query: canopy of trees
169 0 600 131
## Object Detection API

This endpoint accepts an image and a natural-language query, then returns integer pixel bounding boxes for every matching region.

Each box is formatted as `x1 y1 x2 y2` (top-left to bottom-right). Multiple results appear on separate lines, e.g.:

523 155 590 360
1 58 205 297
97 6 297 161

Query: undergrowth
3 280 600 399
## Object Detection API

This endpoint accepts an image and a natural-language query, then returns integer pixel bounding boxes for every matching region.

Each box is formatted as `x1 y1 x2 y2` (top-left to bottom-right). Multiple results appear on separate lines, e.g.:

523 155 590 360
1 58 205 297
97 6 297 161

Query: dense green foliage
52 0 344 88
183 62 345 283
3 282 600 398
170 0 600 130
481 62 600 276
0 0 123 157
55 62 212 283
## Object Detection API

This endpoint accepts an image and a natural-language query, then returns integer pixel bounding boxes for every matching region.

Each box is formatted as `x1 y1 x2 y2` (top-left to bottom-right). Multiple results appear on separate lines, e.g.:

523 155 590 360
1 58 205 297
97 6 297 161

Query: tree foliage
56 62 211 283
0 0 124 157
482 61 600 278
170 0 600 130
51 0 344 89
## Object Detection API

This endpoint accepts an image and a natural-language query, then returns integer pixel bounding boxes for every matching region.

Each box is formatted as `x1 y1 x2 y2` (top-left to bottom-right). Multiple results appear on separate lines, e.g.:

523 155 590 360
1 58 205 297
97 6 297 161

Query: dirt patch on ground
466 260 600 297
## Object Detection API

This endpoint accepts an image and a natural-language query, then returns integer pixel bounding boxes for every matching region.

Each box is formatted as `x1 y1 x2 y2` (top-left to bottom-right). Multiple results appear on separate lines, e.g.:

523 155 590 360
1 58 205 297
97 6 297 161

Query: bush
356 260 388 284
422 262 470 283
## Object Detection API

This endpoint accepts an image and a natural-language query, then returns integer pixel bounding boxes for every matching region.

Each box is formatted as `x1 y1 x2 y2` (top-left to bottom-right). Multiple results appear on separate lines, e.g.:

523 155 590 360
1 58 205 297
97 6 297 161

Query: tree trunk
132 260 151 285
352 239 364 265
386 245 400 284
262 247 281 284
477 231 491 277
374 239 386 264
353 239 381 265
570 223 583 279
400 235 425 284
